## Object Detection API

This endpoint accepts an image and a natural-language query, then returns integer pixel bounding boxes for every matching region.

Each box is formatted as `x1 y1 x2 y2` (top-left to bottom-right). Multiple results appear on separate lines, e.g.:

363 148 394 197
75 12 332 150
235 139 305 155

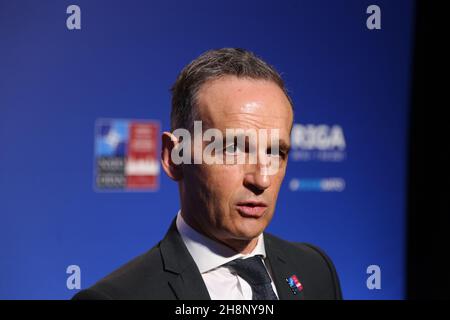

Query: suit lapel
159 220 307 300
159 219 211 300
264 233 305 300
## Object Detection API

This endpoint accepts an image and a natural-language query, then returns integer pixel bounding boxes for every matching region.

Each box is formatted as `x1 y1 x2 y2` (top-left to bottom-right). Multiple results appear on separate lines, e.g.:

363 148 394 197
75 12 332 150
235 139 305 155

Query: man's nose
243 163 272 192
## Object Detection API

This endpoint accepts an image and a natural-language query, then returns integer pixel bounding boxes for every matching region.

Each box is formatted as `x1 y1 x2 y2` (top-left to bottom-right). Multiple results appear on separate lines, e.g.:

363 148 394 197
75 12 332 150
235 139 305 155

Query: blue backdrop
0 0 415 299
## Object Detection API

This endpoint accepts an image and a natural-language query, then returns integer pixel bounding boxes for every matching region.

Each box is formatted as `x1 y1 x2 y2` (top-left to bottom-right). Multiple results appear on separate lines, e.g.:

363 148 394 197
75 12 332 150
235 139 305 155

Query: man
73 48 342 300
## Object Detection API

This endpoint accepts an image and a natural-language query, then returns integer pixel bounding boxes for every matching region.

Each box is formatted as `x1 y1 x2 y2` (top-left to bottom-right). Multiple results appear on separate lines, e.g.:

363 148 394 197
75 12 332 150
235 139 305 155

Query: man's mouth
235 200 268 218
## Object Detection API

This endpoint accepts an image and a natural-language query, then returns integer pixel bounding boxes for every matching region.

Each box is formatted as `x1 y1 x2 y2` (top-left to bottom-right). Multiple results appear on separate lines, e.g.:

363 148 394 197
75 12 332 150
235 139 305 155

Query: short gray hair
170 48 293 131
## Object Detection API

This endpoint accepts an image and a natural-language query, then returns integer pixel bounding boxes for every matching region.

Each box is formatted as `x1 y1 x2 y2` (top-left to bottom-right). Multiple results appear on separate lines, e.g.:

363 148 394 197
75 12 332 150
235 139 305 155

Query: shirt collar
176 210 267 274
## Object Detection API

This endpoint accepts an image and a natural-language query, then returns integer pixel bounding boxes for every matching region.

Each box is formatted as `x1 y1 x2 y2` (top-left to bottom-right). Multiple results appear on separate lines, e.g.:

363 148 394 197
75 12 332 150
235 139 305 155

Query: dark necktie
225 255 278 300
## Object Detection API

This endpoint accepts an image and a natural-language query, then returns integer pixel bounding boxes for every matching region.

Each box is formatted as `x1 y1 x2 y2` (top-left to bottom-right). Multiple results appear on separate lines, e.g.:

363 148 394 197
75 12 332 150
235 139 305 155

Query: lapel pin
286 274 303 295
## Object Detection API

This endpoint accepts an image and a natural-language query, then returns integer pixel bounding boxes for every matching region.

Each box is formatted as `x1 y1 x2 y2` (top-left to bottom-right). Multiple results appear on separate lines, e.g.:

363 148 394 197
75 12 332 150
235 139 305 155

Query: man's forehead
196 77 293 132
198 76 291 109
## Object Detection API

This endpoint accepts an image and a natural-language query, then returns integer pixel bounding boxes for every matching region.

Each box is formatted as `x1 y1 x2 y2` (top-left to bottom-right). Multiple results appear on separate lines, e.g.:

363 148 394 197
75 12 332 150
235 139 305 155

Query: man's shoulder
72 241 172 300
72 229 342 300
264 232 336 268
264 232 342 299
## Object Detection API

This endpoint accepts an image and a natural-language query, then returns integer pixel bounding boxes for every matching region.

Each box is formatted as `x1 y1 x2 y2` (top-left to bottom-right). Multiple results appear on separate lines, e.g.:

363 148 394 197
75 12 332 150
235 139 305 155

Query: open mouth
235 201 268 218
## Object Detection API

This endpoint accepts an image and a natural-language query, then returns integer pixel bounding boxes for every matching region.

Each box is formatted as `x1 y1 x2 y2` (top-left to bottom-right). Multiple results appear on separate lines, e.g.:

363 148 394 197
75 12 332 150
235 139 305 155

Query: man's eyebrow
221 133 291 152
223 132 255 143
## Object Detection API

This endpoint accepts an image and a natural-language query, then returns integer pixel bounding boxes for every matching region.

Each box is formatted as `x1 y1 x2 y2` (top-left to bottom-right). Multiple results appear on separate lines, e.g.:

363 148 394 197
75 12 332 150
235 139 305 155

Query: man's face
180 76 293 249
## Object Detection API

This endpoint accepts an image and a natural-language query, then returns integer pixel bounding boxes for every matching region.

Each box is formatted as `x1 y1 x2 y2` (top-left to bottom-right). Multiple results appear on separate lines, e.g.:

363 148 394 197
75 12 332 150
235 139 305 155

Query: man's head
161 48 294 253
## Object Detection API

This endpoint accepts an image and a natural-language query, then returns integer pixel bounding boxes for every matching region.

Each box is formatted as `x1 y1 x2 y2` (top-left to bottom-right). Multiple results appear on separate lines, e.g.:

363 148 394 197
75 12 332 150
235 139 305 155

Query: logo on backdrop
94 119 160 191
290 123 346 162
289 177 345 192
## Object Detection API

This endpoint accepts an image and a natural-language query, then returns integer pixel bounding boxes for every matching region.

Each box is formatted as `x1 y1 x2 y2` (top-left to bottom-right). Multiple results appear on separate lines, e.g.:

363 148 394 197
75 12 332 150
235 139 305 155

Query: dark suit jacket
73 219 342 300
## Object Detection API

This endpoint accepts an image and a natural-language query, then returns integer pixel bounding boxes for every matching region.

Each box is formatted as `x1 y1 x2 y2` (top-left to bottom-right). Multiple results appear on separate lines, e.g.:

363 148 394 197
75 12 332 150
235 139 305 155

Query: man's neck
222 237 259 255
180 211 259 255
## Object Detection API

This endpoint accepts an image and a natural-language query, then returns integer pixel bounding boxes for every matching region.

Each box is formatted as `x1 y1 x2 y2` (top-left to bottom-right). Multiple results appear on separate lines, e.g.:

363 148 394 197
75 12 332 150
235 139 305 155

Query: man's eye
224 143 243 155
266 147 286 159
224 143 237 154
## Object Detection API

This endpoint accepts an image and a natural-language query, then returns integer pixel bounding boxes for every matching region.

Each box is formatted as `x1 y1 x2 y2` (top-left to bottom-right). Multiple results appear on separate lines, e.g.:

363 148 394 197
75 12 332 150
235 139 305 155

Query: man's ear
161 131 183 181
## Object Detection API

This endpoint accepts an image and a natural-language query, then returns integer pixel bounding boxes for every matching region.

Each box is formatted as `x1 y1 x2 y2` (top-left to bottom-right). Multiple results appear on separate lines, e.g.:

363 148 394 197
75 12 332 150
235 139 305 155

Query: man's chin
229 224 266 241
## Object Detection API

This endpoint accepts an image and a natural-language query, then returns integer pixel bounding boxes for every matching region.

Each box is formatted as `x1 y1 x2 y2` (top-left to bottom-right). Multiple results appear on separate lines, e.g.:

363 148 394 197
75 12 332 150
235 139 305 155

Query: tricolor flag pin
286 275 303 295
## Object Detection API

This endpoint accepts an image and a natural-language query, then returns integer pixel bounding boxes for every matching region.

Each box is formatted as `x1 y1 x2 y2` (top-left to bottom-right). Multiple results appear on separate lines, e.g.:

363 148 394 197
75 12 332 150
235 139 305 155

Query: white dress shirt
176 211 279 300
